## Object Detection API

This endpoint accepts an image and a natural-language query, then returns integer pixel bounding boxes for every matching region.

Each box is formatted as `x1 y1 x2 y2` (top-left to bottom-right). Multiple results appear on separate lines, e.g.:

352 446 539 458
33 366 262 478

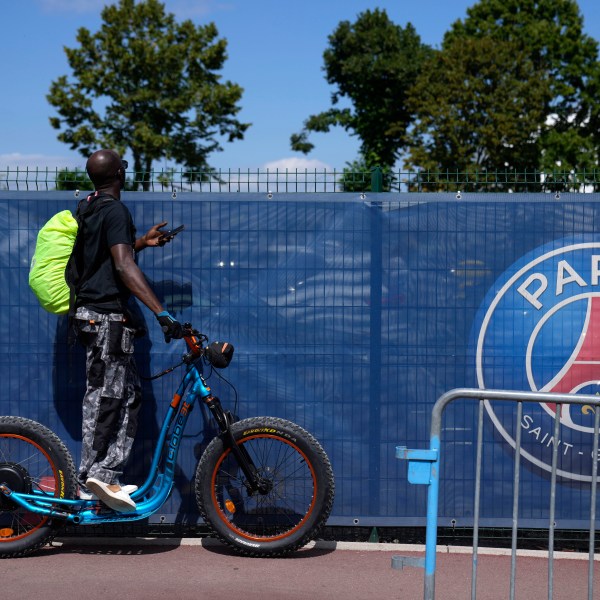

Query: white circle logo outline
476 241 600 482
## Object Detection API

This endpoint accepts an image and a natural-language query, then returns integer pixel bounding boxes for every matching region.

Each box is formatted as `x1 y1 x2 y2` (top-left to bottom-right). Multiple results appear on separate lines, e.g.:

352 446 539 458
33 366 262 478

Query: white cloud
262 157 334 172
172 157 339 193
0 153 83 171
212 157 338 193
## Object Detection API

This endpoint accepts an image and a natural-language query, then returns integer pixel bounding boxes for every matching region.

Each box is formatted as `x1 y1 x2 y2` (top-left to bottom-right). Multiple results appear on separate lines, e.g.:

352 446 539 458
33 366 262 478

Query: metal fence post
371 166 383 192
423 435 441 599
394 445 440 600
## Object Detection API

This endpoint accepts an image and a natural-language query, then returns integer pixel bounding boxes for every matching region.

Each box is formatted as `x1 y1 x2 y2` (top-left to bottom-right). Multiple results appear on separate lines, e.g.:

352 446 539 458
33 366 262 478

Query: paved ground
1 538 598 599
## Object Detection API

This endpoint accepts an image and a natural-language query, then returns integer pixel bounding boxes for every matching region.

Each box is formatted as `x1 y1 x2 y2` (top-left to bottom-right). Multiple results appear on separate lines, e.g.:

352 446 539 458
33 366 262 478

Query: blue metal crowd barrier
395 388 600 600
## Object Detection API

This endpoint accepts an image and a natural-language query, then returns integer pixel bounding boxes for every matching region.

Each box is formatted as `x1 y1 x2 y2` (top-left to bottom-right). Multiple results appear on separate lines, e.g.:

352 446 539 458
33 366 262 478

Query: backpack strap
66 192 118 318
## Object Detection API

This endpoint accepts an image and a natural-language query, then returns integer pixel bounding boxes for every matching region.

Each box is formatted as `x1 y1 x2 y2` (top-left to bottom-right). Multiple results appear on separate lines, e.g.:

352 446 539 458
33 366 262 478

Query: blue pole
424 434 441 600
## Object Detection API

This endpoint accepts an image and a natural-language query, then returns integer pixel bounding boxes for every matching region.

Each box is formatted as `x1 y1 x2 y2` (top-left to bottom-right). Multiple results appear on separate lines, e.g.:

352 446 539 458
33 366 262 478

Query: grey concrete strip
54 537 599 560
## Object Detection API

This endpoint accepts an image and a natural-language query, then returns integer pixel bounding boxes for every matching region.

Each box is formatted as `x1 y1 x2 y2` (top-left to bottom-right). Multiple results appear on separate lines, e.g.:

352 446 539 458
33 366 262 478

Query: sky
2 0 600 173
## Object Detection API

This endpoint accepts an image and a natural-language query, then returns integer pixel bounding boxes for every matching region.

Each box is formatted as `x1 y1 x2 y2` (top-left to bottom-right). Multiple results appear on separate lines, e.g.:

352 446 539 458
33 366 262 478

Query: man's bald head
86 149 124 189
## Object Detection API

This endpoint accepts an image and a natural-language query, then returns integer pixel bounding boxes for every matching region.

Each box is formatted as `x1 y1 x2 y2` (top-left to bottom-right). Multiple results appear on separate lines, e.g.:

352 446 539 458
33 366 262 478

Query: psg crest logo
474 236 600 481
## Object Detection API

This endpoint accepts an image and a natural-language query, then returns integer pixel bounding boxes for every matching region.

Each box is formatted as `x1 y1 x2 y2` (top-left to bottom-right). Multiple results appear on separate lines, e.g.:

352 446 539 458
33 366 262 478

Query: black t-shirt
75 196 137 313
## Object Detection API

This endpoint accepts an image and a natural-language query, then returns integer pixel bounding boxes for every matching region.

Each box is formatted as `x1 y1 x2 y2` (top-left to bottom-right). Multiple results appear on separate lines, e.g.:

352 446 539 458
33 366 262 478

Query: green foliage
338 156 395 192
448 0 597 115
408 0 600 174
406 36 549 173
339 158 371 193
291 9 432 170
155 168 176 190
47 0 249 190
54 168 93 191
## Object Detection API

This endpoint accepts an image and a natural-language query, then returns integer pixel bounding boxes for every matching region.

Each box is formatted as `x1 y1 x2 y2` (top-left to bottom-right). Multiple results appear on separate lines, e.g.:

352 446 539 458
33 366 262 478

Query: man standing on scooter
72 149 183 512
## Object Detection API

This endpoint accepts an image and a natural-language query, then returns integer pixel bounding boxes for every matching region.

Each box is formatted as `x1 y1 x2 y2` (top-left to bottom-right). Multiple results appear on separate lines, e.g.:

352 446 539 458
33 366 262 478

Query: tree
54 168 93 191
48 0 249 190
290 9 432 171
414 0 600 174
405 36 550 180
338 156 396 192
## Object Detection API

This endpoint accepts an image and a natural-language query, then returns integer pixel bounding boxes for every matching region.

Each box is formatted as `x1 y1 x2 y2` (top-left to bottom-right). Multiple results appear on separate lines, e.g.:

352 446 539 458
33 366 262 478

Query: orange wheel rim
211 434 317 542
0 434 57 542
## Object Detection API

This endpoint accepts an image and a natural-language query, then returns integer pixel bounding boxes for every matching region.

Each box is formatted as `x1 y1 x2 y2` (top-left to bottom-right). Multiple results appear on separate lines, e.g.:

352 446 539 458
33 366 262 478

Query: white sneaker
85 478 137 512
79 484 138 500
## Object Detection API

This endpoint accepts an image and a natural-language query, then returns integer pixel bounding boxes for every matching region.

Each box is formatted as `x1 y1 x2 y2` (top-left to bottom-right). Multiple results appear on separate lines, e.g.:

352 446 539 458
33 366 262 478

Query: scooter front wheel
195 416 334 557
0 416 77 558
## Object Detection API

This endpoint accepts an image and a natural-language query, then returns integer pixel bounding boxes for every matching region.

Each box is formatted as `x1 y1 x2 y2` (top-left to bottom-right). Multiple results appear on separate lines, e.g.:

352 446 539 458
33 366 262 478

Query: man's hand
155 311 183 343
135 222 169 251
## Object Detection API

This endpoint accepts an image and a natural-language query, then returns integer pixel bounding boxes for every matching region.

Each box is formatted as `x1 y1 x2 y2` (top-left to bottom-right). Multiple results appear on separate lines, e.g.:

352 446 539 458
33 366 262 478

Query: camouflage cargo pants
74 307 142 487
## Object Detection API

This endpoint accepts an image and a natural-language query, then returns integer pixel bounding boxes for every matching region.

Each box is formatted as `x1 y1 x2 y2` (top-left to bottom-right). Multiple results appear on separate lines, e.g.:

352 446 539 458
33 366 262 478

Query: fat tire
0 416 77 558
195 417 334 557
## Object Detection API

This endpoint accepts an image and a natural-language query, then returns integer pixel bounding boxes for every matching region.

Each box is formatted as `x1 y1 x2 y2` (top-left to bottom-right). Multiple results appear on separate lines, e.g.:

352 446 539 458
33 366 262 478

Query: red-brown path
0 538 598 600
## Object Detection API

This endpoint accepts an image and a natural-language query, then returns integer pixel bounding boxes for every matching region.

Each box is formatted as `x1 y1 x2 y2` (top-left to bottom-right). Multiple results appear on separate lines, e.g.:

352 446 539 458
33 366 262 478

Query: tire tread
196 416 334 557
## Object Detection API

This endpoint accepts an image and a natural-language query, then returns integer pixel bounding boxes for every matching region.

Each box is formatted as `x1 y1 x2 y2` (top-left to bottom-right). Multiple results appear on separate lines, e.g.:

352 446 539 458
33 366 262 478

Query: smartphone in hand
158 224 185 243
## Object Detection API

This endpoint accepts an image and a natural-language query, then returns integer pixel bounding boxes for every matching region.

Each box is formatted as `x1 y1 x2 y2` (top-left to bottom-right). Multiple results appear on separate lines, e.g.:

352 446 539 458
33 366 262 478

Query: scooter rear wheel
0 416 77 558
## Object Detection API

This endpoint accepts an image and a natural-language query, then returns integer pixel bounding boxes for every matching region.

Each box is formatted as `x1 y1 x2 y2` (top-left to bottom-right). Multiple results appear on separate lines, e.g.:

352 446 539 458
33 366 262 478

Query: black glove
155 310 183 343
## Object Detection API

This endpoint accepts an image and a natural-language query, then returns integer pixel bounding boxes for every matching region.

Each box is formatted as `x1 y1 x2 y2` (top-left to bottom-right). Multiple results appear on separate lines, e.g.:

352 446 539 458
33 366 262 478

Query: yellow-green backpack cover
29 210 77 314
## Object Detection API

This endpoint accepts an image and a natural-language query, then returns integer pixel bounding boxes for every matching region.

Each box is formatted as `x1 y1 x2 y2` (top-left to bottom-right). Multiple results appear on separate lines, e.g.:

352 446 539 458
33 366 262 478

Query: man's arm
111 240 183 342
134 221 168 252
110 244 164 314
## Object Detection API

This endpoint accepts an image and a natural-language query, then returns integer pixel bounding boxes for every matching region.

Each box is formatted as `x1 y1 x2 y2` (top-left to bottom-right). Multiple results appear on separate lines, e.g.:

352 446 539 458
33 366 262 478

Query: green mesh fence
2 166 600 193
